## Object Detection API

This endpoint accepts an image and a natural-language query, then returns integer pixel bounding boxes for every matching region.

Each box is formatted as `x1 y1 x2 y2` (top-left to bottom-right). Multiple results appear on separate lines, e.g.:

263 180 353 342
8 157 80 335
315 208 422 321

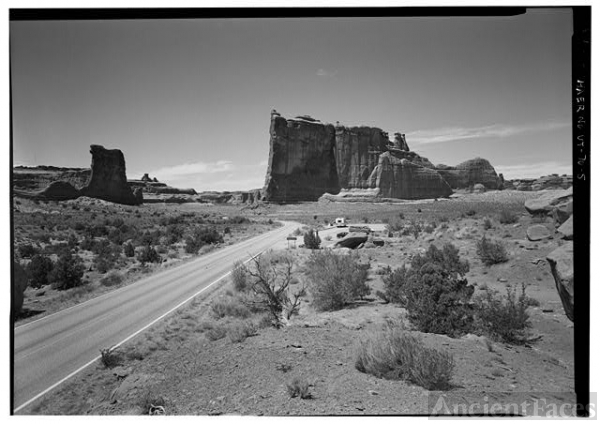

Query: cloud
147 160 268 192
316 68 338 78
149 160 234 181
406 121 570 146
495 161 572 180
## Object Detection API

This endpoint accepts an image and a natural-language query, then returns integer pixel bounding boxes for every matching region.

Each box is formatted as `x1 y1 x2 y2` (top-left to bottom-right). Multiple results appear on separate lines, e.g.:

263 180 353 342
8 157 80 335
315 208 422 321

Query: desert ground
14 189 574 416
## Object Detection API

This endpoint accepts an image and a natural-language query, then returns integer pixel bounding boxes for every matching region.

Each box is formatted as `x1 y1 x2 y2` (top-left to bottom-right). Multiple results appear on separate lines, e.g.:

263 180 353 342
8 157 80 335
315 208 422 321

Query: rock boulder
546 242 574 321
557 215 573 240
524 187 572 216
526 224 551 241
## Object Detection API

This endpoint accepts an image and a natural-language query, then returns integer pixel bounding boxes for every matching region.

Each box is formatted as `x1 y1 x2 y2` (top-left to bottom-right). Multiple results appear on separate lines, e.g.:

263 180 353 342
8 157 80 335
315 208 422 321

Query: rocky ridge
263 111 501 202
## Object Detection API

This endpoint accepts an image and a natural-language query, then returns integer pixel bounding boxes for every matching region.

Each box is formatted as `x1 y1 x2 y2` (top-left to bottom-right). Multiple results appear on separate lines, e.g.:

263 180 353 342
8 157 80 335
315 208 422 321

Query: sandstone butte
15 145 143 206
262 111 502 202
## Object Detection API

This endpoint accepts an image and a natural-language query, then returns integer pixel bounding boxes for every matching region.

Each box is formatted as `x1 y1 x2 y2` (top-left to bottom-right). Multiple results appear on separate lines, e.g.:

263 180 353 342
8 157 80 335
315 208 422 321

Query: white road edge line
13 251 265 413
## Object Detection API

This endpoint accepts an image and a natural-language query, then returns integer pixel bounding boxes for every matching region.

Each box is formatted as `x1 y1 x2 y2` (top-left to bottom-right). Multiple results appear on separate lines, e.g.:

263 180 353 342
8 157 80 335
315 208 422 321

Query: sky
10 8 574 191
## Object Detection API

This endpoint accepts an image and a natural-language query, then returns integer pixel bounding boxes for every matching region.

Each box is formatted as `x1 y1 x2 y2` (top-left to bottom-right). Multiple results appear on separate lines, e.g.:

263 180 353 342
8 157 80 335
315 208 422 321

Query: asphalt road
13 220 302 413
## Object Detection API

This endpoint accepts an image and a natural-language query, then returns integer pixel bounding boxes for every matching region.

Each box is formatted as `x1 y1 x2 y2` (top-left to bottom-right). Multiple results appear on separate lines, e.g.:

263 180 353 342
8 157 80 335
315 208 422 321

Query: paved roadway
13 220 302 413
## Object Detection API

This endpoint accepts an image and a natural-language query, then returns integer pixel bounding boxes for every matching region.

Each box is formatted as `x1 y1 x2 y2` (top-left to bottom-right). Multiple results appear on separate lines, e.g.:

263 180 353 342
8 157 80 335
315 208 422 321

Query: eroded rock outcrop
80 145 141 205
373 153 452 199
507 174 572 191
435 158 501 189
263 112 485 202
546 242 574 321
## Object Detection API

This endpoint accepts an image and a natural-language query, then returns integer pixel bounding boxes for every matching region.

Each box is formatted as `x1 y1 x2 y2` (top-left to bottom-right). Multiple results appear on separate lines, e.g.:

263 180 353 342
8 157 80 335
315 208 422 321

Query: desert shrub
336 232 347 239
230 215 250 224
498 209 519 224
303 229 321 250
226 320 257 343
474 284 531 344
286 377 311 399
231 260 248 292
204 323 228 341
165 224 184 244
185 226 223 254
94 248 119 274
100 271 123 287
355 323 454 390
465 209 477 217
305 250 370 312
138 391 167 415
49 252 85 290
18 243 39 259
383 244 473 337
483 218 493 230
87 224 109 238
27 254 54 288
245 252 305 326
210 295 251 319
137 245 161 264
476 236 509 265
124 242 135 258
99 346 123 368
423 224 435 234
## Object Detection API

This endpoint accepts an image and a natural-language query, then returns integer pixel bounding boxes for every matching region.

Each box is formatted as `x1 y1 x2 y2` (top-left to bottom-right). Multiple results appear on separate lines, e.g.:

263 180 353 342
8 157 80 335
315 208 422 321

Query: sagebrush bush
226 319 257 343
476 236 509 265
305 250 370 312
303 229 321 249
124 242 135 258
474 284 531 344
483 218 493 230
355 324 454 390
231 260 248 291
99 347 123 368
498 209 519 224
210 295 251 319
100 271 123 287
383 244 473 337
18 243 39 259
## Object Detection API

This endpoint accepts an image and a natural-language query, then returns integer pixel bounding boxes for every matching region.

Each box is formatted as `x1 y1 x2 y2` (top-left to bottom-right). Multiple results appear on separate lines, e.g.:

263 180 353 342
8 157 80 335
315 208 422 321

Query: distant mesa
262 111 503 202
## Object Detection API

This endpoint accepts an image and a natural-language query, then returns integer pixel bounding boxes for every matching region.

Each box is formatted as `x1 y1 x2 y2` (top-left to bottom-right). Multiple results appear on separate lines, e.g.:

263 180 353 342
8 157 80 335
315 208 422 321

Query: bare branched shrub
355 323 454 390
245 251 305 327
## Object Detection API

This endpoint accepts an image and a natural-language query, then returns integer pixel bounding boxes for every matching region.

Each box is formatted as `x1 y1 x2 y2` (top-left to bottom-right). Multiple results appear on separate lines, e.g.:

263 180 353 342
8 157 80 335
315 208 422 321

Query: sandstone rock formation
13 145 142 205
13 261 28 316
524 187 572 216
263 112 493 202
373 153 452 199
507 174 572 191
546 242 574 321
435 158 501 190
557 215 573 240
80 145 141 205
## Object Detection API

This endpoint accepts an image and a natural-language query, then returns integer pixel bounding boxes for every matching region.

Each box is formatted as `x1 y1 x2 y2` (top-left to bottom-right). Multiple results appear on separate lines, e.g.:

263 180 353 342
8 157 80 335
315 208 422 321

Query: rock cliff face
80 145 141 205
263 114 339 202
263 112 500 202
435 158 501 189
506 174 572 191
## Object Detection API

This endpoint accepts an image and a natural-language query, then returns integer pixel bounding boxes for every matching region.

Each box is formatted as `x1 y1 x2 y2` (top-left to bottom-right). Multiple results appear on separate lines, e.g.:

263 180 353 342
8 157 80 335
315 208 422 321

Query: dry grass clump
498 209 519 224
99 346 123 368
286 376 312 399
355 323 454 390
210 295 251 319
